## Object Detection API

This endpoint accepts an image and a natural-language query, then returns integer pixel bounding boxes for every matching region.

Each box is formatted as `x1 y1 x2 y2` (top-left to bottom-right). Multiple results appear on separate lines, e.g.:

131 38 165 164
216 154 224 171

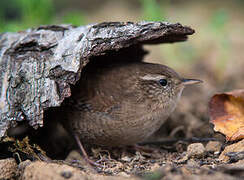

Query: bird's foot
74 133 104 168
83 156 103 167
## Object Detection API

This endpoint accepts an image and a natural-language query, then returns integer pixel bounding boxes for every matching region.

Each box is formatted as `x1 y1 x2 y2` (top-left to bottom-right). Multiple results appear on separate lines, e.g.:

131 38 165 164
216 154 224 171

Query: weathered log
0 21 194 139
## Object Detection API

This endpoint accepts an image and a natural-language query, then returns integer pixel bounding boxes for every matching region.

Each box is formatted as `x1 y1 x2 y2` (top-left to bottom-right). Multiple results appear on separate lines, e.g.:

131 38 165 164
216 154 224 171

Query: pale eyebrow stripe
140 74 166 81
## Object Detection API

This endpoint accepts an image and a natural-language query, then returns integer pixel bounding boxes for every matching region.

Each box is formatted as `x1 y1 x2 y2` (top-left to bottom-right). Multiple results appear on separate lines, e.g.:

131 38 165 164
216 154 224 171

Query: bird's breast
69 100 175 147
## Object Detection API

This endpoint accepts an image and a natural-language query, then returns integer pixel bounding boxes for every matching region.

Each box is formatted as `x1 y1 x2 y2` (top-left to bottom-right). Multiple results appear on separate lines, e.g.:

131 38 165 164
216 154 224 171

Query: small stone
60 171 73 179
21 161 86 180
65 150 83 162
181 166 192 176
187 143 205 158
121 156 132 162
150 163 161 171
18 160 32 171
117 172 130 177
187 159 200 168
0 158 18 180
175 155 188 164
205 141 222 153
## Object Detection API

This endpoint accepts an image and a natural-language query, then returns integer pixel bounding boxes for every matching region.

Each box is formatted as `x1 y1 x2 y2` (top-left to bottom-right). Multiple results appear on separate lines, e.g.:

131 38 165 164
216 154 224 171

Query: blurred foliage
62 11 86 26
0 0 174 33
0 0 86 32
17 0 54 25
162 8 231 70
138 0 199 69
139 0 168 21
0 0 53 32
143 171 162 180
160 43 198 69
210 9 229 30
158 4 232 71
0 0 241 78
208 9 230 75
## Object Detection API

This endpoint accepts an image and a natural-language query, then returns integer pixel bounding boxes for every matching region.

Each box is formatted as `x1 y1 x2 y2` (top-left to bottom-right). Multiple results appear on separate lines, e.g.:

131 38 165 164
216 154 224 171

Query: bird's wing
72 63 138 114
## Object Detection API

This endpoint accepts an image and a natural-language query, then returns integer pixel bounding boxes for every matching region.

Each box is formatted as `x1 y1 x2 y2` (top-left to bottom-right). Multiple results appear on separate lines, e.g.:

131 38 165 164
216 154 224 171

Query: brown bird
62 61 202 165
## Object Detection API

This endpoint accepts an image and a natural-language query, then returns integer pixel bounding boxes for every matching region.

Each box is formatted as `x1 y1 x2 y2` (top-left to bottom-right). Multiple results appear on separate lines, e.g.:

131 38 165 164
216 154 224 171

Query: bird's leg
74 133 102 167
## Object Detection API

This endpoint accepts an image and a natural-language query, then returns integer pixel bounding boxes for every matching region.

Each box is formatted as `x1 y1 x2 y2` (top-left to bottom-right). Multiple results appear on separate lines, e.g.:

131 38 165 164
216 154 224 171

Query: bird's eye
159 79 167 86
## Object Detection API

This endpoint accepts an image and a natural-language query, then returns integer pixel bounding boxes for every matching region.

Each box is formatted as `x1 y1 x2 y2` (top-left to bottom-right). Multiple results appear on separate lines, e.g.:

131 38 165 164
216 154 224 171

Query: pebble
65 150 83 162
187 143 205 158
121 155 132 162
150 163 161 171
187 159 200 168
60 171 73 179
205 141 222 153
21 161 85 180
0 158 18 179
117 172 130 178
18 160 32 171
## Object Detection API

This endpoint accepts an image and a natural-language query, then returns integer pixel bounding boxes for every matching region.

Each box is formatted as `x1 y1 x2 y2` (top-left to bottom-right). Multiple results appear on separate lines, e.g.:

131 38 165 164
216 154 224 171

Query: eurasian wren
63 61 202 148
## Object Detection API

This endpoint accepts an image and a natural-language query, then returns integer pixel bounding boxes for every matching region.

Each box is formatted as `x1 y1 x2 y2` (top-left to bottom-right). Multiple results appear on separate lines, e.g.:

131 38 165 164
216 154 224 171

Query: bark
0 21 194 139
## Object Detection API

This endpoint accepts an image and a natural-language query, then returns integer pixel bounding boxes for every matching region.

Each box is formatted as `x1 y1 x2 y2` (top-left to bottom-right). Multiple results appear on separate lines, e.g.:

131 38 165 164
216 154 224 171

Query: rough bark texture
0 21 194 139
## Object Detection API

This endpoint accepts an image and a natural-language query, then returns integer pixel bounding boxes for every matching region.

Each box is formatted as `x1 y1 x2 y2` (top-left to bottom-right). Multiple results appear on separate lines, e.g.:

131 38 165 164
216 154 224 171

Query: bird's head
135 63 202 111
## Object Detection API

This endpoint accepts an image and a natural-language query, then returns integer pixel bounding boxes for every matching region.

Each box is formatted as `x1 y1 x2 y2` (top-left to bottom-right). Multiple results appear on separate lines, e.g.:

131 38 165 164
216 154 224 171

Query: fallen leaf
209 89 244 141
219 139 244 162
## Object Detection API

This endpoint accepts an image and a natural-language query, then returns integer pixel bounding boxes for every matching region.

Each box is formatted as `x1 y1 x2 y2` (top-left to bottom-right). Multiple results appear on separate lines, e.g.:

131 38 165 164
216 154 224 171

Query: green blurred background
0 0 243 87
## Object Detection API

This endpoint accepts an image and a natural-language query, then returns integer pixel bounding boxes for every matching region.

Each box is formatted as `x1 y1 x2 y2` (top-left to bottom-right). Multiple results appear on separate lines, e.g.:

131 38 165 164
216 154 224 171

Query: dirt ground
1 137 244 180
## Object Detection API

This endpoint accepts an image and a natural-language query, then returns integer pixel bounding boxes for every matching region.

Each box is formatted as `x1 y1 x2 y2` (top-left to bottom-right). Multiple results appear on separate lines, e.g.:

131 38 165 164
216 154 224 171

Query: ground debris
20 161 139 180
0 158 18 180
205 141 222 154
1 136 48 162
224 151 244 163
0 140 244 179
187 143 206 158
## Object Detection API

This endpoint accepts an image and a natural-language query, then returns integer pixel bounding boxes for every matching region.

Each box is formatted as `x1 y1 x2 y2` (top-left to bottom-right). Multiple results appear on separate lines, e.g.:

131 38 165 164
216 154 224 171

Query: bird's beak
182 78 203 85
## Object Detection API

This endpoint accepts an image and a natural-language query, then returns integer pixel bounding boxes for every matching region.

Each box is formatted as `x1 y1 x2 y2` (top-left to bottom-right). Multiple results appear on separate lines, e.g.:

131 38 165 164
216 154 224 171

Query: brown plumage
62 61 202 147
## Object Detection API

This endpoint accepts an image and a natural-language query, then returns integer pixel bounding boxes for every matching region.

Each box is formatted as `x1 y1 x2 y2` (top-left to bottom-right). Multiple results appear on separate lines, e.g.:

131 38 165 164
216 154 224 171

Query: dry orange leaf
209 89 244 141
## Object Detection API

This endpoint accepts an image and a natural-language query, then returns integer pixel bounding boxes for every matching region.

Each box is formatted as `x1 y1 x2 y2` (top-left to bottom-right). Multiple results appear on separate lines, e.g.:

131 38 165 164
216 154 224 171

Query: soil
1 134 244 180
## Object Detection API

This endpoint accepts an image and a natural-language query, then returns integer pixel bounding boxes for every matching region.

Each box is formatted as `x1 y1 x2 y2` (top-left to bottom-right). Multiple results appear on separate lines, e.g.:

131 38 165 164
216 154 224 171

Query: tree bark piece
0 21 194 139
